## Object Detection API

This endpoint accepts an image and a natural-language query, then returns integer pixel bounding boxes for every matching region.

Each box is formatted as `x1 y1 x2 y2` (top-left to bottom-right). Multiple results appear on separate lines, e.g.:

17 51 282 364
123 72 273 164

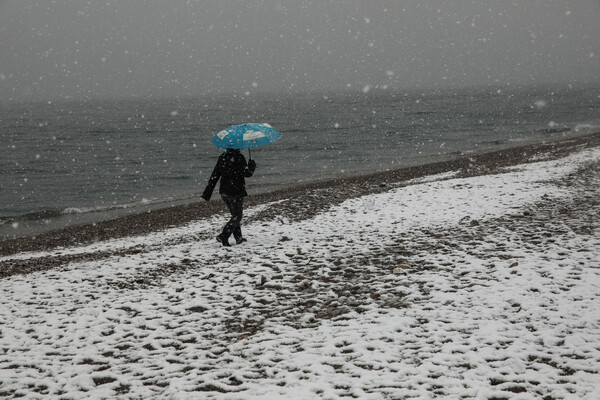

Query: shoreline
1 130 599 397
2 130 600 258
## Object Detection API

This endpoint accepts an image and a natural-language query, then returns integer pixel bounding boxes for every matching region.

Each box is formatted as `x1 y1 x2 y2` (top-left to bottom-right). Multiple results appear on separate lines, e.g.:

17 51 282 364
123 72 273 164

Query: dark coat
202 149 256 200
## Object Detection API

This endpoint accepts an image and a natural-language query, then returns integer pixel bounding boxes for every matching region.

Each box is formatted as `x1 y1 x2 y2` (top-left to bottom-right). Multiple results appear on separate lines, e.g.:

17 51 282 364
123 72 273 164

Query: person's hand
248 159 256 169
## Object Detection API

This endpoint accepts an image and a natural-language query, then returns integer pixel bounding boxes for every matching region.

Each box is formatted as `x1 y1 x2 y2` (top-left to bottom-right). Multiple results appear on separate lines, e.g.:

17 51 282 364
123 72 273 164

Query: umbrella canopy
212 123 283 150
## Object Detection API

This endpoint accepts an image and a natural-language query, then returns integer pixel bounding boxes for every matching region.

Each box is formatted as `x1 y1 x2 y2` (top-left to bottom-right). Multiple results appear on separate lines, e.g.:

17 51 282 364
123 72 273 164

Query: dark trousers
220 195 244 240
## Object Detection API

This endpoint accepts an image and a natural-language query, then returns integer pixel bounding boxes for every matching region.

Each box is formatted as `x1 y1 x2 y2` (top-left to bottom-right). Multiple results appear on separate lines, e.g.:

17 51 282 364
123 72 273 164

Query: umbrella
212 123 283 151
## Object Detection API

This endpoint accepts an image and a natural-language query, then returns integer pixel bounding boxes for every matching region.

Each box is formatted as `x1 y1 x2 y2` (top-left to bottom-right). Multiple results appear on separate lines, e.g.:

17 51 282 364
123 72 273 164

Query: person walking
202 148 256 246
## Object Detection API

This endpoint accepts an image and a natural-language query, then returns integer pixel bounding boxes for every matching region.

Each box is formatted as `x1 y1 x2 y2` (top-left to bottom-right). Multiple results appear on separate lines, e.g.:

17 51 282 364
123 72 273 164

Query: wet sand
2 131 600 259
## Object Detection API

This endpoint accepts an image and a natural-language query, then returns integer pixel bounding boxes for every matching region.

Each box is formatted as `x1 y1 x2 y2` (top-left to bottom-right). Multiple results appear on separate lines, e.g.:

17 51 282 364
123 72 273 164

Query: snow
1 147 600 399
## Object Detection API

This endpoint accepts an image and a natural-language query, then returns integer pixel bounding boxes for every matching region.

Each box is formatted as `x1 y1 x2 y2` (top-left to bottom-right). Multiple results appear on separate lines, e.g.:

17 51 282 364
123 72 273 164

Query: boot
217 223 235 247
233 227 246 245
216 233 231 247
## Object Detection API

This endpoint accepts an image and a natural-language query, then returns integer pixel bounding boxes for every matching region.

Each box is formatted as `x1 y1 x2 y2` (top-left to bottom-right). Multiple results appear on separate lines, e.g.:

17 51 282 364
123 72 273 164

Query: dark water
2 86 599 239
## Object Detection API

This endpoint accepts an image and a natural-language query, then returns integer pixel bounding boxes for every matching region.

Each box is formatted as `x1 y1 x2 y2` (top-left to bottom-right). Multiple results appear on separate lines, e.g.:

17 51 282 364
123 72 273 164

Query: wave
60 195 183 215
0 209 64 225
411 111 435 115
573 123 600 133
537 126 571 135
534 122 600 136
281 128 309 134
1 191 204 227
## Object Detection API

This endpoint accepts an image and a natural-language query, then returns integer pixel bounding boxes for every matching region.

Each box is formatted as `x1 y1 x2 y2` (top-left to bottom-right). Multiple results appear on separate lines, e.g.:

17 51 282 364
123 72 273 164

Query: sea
2 85 600 239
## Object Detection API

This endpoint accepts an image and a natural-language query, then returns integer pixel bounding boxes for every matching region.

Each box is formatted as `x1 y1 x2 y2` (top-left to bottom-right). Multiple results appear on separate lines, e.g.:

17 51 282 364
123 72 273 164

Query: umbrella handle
248 148 252 160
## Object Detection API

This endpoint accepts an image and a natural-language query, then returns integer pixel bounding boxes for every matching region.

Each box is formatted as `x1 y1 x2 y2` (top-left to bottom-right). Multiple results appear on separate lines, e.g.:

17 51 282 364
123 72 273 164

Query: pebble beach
1 132 600 399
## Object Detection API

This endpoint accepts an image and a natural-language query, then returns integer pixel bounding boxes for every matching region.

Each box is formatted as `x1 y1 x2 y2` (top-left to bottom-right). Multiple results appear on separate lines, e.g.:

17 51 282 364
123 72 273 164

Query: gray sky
1 0 599 100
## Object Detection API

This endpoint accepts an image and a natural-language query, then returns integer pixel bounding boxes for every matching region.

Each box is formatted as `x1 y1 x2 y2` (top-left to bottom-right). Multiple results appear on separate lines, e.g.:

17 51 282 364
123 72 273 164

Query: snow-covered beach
1 134 600 399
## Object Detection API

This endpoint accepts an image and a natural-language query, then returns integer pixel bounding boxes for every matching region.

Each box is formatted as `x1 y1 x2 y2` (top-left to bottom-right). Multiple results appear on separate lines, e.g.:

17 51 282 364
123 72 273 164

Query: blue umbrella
212 123 283 150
